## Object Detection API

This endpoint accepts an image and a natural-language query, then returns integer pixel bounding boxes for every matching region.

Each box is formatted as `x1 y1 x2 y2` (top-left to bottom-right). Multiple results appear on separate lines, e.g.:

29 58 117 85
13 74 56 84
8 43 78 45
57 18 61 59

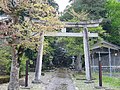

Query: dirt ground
0 68 76 90
0 68 119 90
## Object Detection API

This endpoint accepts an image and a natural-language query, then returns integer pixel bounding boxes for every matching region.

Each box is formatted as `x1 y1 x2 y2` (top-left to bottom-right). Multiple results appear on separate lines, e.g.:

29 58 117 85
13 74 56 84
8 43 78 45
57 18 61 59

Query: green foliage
19 53 28 75
0 46 11 75
105 0 120 28
61 0 106 21
103 0 120 45
57 37 83 56
44 37 55 55
60 8 73 21
72 0 106 19
48 0 59 11
0 46 30 75
24 48 37 60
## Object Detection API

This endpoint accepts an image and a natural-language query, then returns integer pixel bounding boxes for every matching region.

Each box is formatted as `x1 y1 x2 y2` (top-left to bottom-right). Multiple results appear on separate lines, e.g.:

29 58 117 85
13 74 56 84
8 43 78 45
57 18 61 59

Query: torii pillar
32 32 44 83
83 26 91 81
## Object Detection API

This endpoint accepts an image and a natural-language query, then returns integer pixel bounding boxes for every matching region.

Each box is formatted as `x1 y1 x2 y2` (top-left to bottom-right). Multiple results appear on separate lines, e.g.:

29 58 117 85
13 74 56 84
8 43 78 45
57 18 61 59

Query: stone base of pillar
32 79 42 84
84 80 94 83
20 86 31 89
94 86 106 89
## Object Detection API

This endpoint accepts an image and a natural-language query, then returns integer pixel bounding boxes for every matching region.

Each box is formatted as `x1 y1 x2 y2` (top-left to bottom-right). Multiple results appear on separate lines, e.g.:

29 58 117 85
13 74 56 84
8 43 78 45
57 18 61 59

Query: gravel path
0 83 8 90
46 68 76 90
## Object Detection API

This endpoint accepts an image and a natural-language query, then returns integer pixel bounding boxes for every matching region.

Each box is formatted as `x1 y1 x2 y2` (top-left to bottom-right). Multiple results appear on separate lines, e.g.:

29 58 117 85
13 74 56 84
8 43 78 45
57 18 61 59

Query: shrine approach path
45 68 76 90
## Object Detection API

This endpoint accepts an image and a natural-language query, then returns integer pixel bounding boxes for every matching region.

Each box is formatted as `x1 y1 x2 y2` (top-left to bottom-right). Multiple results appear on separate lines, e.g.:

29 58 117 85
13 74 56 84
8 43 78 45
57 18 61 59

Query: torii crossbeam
44 32 98 37
33 19 102 83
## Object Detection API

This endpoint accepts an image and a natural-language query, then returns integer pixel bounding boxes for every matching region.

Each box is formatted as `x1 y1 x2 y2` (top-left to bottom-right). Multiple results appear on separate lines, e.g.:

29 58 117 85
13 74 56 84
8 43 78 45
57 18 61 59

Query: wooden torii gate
33 19 102 83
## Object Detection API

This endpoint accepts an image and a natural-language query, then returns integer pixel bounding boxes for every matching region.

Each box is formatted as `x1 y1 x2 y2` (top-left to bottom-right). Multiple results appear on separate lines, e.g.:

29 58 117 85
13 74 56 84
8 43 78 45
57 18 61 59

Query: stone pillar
75 54 82 72
50 60 53 66
49 56 53 66
32 32 44 83
71 56 75 65
83 27 92 81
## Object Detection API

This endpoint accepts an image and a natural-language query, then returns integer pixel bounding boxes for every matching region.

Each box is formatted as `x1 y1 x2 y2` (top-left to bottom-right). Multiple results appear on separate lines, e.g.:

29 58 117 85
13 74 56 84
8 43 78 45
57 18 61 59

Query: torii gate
32 19 102 83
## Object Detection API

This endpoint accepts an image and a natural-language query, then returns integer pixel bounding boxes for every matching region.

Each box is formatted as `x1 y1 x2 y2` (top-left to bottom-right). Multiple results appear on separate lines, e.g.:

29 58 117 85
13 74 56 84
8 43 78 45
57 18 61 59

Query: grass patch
73 72 120 90
102 76 120 87
92 73 120 89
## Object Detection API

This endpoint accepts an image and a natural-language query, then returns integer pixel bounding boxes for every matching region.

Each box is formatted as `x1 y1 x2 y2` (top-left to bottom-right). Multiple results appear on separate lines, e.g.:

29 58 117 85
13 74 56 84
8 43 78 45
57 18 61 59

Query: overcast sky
54 0 70 12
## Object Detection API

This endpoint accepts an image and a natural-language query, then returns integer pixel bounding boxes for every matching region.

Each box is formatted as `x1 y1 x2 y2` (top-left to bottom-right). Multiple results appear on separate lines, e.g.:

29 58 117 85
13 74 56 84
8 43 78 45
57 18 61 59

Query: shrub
0 76 10 84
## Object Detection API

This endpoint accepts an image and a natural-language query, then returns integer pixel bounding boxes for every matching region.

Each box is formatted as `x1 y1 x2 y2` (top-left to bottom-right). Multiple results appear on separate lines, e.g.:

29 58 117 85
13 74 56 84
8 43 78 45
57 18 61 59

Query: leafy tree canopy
103 0 120 45
0 0 62 49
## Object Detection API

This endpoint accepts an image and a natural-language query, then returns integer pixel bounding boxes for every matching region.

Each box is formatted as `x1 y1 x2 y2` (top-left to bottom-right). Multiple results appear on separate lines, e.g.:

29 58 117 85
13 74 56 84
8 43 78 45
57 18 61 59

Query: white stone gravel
0 83 8 90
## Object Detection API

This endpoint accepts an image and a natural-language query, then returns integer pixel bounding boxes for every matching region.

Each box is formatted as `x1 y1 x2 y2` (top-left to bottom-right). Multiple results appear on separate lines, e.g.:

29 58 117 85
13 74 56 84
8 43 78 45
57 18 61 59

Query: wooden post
25 60 29 87
114 52 117 73
114 53 115 73
108 48 112 77
33 32 44 83
83 27 91 81
98 52 102 87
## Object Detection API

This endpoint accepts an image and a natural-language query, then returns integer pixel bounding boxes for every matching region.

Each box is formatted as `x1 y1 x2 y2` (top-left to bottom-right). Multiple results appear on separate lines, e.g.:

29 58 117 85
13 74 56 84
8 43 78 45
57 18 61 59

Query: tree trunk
8 46 19 90
75 54 82 72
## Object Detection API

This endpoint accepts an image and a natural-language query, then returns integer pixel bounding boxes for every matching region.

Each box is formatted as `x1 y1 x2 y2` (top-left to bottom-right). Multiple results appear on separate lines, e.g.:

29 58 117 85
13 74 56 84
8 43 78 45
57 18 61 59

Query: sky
54 0 70 12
